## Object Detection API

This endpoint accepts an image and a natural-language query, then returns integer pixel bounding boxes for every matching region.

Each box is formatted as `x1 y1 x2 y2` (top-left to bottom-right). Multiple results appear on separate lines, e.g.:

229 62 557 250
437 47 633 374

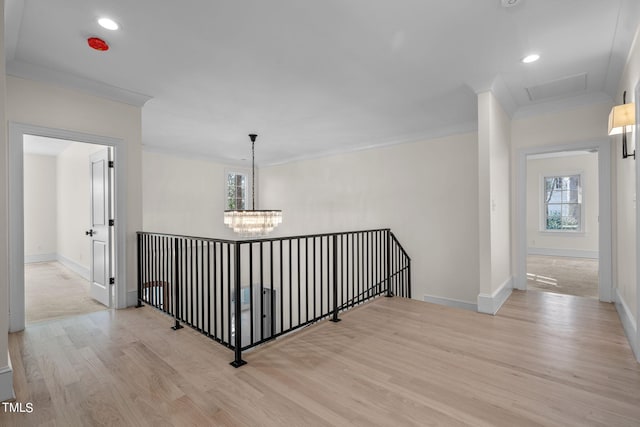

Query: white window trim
539 171 585 233
224 167 253 210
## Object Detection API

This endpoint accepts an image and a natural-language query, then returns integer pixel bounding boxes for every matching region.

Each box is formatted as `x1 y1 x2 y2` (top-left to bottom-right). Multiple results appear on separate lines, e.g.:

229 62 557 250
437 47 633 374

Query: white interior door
88 148 112 307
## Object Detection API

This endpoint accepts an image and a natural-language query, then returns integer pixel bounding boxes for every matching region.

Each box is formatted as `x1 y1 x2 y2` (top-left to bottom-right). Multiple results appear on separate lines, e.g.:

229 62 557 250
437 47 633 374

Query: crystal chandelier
224 134 282 237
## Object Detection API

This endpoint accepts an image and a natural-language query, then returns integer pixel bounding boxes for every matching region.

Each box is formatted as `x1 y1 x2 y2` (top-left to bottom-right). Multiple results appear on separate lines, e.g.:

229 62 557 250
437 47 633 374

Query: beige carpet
527 255 598 299
25 261 107 324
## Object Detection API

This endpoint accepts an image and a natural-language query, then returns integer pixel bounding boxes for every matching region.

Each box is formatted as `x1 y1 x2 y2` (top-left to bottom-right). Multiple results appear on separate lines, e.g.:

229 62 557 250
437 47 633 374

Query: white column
0 0 16 402
477 91 513 314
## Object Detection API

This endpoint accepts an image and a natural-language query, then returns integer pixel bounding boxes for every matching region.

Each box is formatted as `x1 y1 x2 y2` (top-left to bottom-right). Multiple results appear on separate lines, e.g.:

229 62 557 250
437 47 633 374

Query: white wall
526 152 599 257
23 154 57 260
614 23 640 358
261 133 480 305
0 0 13 403
57 142 104 272
6 76 142 295
477 91 512 313
142 150 241 240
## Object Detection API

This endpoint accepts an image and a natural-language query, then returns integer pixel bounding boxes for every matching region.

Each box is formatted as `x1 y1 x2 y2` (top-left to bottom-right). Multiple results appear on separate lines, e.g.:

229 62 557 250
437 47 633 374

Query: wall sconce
608 91 636 159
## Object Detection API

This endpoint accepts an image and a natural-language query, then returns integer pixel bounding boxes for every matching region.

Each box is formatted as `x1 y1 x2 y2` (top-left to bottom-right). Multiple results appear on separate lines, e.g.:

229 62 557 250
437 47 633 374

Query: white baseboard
24 253 57 263
127 290 139 308
0 353 15 402
423 294 477 312
615 288 639 362
527 247 598 259
57 254 90 281
477 277 513 315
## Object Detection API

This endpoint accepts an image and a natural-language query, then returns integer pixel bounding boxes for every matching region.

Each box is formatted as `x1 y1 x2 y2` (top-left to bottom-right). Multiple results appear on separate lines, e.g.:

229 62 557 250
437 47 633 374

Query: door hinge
109 219 115 226
109 277 115 285
108 160 114 168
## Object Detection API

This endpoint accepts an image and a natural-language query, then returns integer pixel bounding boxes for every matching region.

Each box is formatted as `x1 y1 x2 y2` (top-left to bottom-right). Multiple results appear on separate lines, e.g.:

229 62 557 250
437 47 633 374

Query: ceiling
5 0 640 165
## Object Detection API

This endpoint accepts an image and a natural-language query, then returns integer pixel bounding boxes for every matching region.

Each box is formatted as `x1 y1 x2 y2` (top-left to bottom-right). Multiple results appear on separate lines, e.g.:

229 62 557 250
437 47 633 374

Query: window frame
539 172 585 233
224 168 252 210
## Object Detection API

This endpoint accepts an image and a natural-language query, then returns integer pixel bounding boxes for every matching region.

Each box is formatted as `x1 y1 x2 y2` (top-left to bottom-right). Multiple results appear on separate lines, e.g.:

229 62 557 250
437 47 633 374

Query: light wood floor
527 255 599 298
2 291 639 426
25 262 107 324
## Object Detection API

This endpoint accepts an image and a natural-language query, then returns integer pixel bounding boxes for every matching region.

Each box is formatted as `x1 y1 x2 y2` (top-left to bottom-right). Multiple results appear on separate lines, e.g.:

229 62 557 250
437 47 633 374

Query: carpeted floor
25 261 107 324
526 255 599 299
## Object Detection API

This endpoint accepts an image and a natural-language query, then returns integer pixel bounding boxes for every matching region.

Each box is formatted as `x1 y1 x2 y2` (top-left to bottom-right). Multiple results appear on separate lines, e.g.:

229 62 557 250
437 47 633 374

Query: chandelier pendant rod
248 133 258 209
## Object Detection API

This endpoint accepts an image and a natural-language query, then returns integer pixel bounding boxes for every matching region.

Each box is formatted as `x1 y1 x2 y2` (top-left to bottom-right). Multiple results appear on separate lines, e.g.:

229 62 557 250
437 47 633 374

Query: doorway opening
525 150 600 299
23 136 113 324
9 123 127 333
516 140 612 302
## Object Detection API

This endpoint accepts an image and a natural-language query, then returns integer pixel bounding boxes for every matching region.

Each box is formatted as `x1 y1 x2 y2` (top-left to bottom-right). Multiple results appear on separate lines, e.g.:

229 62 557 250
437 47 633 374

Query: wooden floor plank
2 290 640 426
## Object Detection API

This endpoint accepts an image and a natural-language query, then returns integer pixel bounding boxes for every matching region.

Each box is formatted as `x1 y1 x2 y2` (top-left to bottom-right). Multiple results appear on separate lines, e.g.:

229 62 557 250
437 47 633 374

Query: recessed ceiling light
522 54 540 64
98 17 119 31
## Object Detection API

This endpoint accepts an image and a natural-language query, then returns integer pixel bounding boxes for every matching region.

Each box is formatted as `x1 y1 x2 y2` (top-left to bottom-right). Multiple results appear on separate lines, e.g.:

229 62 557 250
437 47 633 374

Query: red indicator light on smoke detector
87 37 109 51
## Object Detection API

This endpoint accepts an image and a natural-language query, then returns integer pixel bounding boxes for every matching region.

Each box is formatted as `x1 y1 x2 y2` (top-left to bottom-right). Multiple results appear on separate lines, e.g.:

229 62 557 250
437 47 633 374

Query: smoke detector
501 0 522 7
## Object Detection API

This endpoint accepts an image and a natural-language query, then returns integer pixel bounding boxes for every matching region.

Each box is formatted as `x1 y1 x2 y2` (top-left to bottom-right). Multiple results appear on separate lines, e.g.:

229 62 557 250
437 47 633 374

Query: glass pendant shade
223 209 283 238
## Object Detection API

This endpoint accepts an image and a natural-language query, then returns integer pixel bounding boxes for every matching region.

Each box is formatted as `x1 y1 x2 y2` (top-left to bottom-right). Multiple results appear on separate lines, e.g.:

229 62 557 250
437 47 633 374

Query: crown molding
7 59 153 107
262 121 479 167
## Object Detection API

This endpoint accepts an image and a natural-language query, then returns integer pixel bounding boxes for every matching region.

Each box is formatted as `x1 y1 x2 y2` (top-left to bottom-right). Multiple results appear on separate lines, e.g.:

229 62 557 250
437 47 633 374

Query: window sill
538 230 586 236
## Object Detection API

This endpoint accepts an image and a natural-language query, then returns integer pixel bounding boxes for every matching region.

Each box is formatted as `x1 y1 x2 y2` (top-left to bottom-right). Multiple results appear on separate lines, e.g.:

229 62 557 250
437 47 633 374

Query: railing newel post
407 258 412 299
331 234 341 323
386 230 393 298
231 242 247 367
172 237 184 330
136 233 144 307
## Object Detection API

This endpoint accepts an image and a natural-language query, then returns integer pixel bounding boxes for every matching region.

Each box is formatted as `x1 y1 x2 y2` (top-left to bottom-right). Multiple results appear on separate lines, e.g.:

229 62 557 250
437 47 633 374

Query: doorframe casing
515 139 613 302
8 122 128 332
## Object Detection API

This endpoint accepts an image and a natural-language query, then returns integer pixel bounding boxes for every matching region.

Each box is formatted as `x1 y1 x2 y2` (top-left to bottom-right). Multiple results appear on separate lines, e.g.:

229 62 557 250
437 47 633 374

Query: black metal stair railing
137 228 411 367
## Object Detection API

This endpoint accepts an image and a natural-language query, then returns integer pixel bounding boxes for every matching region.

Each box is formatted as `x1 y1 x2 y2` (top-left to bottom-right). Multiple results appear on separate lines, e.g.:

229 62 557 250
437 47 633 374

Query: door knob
85 229 95 237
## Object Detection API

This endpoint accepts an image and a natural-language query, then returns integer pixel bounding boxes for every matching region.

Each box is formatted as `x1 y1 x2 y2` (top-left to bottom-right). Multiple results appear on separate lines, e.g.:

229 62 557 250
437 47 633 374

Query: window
226 172 248 210
543 174 582 231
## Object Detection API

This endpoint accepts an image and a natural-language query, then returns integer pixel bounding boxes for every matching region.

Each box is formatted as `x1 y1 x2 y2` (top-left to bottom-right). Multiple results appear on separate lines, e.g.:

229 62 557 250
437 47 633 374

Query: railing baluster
320 237 324 316
206 241 211 337
158 236 162 309
365 231 369 300
356 233 360 304
331 234 341 323
350 233 355 308
145 234 150 306
313 237 317 320
213 242 218 341
249 243 254 345
260 241 264 342
152 235 156 305
304 237 309 322
196 240 201 330
377 231 380 295
288 239 292 330
270 240 275 339
227 243 231 346
297 238 301 328
161 236 166 313
279 240 283 335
